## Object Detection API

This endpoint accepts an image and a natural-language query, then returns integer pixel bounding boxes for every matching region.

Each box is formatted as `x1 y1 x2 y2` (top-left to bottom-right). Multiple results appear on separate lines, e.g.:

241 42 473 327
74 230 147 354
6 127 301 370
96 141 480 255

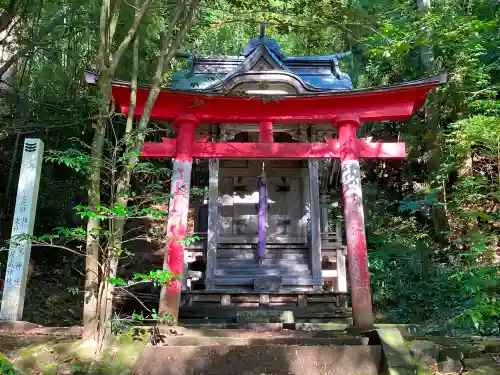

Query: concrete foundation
134 344 382 375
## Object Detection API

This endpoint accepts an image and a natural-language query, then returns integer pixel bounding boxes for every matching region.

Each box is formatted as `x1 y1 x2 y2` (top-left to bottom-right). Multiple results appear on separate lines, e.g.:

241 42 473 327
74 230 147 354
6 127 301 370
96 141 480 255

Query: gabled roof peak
171 28 355 93
242 36 285 58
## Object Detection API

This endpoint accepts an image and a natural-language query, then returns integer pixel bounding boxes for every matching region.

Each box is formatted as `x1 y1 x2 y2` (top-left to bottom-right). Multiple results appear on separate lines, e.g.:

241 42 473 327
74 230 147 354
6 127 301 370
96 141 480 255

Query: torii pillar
334 115 405 328
159 115 199 324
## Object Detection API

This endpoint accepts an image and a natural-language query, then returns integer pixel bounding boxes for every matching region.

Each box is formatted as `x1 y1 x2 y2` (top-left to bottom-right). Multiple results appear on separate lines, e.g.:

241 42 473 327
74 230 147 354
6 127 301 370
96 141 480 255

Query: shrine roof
169 36 354 93
82 72 447 123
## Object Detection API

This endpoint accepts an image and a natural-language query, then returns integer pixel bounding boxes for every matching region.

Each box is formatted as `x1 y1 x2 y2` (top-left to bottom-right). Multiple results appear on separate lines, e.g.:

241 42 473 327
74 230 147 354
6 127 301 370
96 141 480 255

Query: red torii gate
110 74 446 327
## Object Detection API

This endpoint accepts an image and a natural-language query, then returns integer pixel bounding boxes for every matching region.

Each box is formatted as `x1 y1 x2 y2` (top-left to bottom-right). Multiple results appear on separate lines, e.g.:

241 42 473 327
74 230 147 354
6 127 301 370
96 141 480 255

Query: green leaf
107 277 127 286
131 312 144 320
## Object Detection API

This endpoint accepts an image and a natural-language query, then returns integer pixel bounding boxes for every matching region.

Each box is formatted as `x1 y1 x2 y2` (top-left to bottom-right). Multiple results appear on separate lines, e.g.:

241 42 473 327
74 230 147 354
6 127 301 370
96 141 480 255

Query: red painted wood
338 120 374 328
355 139 406 158
141 139 406 159
110 82 438 124
173 114 198 161
113 74 441 327
259 121 273 143
158 118 198 324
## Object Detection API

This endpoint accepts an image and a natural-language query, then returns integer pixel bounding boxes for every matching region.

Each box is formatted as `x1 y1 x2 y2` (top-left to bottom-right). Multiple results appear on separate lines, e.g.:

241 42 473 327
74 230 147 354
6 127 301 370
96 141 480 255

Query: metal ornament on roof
243 23 285 58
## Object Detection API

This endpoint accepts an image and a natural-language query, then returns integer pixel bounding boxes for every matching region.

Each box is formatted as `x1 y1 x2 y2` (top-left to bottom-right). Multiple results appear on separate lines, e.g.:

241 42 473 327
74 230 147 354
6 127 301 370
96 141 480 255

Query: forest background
0 0 498 336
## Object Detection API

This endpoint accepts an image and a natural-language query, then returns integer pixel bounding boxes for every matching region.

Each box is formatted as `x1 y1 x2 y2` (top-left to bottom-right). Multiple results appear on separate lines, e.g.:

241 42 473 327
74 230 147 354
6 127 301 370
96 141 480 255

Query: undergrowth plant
8 132 206 346
364 99 500 334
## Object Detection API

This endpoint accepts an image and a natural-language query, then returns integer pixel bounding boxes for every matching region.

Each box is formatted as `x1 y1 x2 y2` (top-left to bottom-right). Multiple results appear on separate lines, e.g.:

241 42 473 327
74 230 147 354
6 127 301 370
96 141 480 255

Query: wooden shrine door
267 176 303 239
218 172 305 243
219 176 258 237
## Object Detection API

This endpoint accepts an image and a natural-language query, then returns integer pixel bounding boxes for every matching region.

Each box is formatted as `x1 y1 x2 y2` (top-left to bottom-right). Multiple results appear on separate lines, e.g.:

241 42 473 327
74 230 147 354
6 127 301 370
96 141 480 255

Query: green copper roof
171 36 353 92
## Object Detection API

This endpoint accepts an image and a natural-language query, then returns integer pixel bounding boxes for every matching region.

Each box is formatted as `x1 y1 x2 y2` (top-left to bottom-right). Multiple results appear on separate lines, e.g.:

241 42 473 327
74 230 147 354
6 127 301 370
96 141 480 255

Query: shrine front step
140 336 369 346
211 275 315 287
131 325 409 375
217 243 308 249
134 342 381 375
215 266 311 275
217 258 310 266
217 247 310 256
180 306 352 325
216 253 310 261
182 291 348 308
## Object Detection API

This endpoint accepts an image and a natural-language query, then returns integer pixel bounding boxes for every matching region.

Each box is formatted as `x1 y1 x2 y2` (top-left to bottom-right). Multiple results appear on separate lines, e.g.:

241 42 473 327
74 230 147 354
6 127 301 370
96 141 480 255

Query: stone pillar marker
1 138 44 321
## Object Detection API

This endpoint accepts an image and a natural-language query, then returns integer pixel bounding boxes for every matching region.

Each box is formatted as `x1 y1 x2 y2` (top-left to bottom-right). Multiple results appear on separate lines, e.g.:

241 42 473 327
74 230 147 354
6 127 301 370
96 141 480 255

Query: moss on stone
0 352 11 363
1 331 148 375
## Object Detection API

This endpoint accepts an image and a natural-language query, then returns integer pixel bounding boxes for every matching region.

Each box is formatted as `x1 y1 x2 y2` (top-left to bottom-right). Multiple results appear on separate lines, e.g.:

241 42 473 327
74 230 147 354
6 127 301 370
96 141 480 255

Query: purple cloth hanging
257 175 267 259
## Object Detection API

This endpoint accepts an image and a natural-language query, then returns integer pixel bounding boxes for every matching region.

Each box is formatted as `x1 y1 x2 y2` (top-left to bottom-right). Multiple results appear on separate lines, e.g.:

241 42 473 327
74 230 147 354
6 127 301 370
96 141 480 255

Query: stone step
133 345 382 375
153 336 369 346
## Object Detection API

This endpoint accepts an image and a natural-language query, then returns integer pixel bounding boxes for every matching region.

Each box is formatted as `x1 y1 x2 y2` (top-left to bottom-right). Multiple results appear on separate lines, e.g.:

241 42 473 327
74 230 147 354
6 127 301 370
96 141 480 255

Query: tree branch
99 0 112 69
135 0 196 135
0 14 21 45
114 286 152 313
109 0 124 43
3 242 106 273
124 3 140 135
0 8 74 77
0 0 21 35
162 0 199 73
110 0 151 74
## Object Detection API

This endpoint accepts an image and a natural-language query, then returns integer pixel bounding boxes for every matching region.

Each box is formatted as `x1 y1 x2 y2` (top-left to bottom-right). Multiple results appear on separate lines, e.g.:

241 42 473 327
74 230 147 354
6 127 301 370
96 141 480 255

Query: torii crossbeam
142 136 406 159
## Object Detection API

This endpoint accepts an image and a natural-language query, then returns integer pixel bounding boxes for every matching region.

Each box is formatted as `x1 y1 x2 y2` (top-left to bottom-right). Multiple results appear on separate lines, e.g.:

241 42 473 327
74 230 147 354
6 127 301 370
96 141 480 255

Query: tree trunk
417 0 446 279
97 0 198 333
83 68 112 341
417 0 433 72
99 28 140 345
83 0 198 347
83 0 151 344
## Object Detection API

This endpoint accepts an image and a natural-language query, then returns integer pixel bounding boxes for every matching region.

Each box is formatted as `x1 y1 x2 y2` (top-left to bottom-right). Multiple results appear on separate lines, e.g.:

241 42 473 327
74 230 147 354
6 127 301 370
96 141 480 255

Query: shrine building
86 28 446 328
